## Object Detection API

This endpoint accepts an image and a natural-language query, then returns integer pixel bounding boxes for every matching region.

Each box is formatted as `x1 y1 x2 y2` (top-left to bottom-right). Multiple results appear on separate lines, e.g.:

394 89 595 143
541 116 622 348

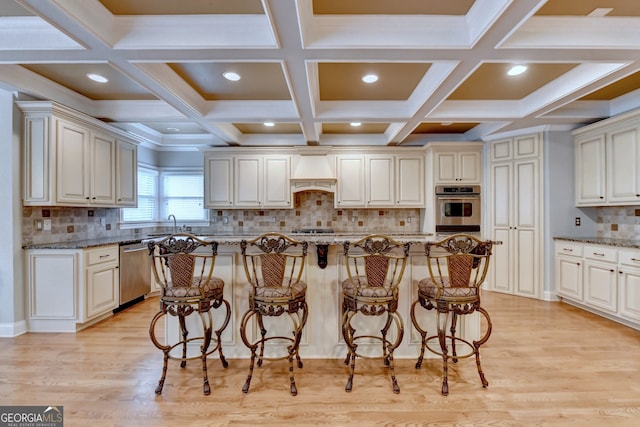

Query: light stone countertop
553 236 640 250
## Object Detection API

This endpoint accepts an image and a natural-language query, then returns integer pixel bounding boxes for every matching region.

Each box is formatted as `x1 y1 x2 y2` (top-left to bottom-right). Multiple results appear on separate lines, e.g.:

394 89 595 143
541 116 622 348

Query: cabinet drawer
584 245 617 263
86 245 118 266
555 242 583 257
619 249 640 267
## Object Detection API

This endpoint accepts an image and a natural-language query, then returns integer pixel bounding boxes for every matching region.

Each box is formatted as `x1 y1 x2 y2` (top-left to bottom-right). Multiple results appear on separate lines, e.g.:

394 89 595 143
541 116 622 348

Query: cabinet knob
610 269 615 273
599 196 604 199
86 197 90 200
577 263 581 266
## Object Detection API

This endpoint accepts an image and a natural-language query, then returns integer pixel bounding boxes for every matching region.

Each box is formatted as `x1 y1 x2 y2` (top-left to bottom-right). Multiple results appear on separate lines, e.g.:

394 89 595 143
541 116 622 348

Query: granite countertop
554 236 640 249
24 232 503 250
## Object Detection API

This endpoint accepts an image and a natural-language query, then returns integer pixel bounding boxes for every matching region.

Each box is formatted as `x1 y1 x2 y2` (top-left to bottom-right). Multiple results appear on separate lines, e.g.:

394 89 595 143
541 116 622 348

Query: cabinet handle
99 254 110 259
631 258 640 262
563 248 573 252
592 252 605 257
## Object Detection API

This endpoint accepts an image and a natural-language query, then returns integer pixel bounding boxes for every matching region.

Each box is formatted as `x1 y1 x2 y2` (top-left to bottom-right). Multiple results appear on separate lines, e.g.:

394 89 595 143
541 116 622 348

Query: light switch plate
43 219 51 231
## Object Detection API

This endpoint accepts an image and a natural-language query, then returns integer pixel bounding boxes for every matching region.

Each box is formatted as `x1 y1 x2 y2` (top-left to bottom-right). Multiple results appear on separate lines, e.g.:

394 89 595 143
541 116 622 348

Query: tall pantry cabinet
485 130 578 300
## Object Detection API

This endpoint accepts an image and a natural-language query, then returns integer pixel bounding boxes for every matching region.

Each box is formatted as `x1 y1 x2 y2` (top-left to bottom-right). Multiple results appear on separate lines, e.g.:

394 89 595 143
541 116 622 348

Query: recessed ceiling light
86 73 108 83
166 127 180 132
223 72 241 81
350 122 361 127
507 65 527 76
362 74 378 83
264 122 275 127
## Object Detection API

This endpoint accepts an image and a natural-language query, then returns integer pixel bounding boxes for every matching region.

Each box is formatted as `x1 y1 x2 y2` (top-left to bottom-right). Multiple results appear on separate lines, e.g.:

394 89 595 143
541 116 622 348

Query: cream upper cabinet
263 155 291 208
234 156 263 208
573 109 640 206
366 155 395 207
203 153 291 208
18 101 138 208
487 133 542 299
575 133 606 205
204 156 234 208
115 140 137 206
395 155 424 206
336 154 366 208
434 149 481 184
56 122 116 206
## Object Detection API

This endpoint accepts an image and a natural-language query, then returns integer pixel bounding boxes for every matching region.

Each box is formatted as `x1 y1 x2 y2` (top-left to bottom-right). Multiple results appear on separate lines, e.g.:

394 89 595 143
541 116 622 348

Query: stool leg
199 310 213 395
437 308 450 396
214 299 231 369
387 311 404 394
474 306 493 389
178 313 188 368
410 300 427 369
256 313 267 368
149 309 169 394
381 312 393 366
240 310 257 394
343 311 357 392
450 312 459 363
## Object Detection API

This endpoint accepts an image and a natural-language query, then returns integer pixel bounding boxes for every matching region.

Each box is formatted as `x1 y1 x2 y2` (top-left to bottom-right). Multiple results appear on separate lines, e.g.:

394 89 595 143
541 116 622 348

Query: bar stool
410 234 493 395
148 234 231 395
341 235 410 394
239 233 309 396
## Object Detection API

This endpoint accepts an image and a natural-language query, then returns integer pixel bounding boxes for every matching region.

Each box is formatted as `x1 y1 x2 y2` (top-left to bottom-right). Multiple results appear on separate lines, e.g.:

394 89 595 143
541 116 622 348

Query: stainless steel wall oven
435 185 481 233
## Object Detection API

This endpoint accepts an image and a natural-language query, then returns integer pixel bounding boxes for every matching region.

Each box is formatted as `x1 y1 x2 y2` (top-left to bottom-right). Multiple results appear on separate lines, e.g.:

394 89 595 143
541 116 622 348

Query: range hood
290 154 337 193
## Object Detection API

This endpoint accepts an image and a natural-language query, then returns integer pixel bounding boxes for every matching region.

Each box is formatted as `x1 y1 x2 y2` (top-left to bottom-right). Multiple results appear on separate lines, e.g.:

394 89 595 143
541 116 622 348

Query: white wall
0 89 26 336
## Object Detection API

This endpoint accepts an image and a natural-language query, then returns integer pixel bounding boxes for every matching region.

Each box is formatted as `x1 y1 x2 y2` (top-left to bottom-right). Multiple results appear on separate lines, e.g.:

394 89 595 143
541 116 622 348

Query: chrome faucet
168 214 177 234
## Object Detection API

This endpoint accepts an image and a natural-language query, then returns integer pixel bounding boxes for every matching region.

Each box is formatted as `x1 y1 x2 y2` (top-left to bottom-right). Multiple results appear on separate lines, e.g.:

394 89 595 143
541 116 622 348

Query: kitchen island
24 232 489 360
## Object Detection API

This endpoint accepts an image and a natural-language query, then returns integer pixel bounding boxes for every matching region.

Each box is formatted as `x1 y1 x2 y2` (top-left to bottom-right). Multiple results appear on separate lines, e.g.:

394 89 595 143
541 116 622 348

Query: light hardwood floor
2 291 640 427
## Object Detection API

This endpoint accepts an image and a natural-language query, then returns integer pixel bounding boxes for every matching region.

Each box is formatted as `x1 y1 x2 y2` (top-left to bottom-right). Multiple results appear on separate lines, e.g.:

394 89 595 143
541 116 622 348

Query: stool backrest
343 235 410 289
148 234 218 291
241 233 308 289
425 234 493 293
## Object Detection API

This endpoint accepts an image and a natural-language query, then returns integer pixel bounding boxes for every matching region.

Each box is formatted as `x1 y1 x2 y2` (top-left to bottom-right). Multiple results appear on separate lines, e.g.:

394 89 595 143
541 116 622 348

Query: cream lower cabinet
555 241 640 330
555 242 583 301
26 245 120 332
487 134 542 299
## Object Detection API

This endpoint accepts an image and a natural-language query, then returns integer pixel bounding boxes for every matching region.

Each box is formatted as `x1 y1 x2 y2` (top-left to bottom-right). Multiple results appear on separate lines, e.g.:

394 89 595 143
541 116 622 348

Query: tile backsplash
596 206 640 240
22 191 422 245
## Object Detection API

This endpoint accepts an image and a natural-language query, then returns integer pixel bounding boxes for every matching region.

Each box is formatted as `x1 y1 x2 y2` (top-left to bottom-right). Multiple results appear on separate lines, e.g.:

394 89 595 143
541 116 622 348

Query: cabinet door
556 255 583 301
575 133 606 205
205 156 233 208
90 132 116 205
336 155 365 207
584 260 618 313
85 264 119 319
56 119 90 204
234 156 262 208
396 156 424 206
618 267 640 323
263 155 291 208
513 159 540 298
366 155 395 207
488 162 513 294
458 151 481 183
435 151 457 183
607 125 640 204
27 251 77 320
116 140 137 206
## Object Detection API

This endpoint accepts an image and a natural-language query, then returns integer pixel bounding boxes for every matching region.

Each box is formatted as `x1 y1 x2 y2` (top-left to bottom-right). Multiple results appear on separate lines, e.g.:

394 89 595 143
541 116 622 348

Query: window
121 166 208 225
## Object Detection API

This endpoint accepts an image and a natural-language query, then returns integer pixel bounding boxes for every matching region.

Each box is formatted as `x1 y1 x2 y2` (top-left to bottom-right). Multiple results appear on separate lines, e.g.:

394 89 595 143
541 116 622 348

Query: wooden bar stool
239 233 309 396
410 234 493 395
341 235 410 394
148 234 231 395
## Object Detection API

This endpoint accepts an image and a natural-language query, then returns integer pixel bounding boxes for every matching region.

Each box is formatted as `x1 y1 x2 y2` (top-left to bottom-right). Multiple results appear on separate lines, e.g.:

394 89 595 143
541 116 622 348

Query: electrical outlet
272 216 277 223
407 216 412 223
100 218 106 226
222 216 229 224
575 217 581 226
43 219 51 231
35 219 43 231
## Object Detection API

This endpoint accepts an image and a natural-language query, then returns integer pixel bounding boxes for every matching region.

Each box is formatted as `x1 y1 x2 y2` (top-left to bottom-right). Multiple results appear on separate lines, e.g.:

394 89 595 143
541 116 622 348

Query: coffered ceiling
1 0 639 149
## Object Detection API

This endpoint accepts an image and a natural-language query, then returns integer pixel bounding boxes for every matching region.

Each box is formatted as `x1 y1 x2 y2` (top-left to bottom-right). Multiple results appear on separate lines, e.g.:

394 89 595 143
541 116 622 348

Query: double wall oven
435 185 481 233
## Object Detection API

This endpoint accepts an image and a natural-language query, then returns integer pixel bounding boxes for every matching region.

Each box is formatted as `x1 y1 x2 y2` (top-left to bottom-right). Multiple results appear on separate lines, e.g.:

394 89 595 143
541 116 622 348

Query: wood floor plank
1 291 640 426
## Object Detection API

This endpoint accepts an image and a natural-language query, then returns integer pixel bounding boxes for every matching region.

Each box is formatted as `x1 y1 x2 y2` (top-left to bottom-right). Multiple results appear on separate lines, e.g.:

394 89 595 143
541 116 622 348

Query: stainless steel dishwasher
118 241 152 307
